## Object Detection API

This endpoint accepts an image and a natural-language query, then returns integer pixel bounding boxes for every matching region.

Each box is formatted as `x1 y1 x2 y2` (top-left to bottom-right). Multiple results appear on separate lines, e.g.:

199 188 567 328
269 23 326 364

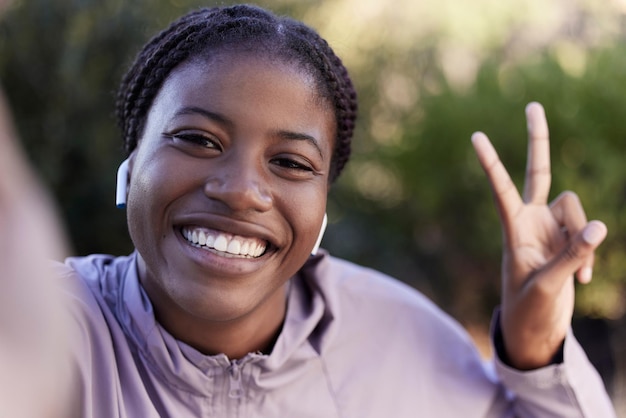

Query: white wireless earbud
115 159 130 208
311 213 328 256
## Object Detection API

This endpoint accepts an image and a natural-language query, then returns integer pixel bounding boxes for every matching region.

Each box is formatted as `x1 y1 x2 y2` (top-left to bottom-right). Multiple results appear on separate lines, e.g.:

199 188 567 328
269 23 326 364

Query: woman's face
127 52 335 330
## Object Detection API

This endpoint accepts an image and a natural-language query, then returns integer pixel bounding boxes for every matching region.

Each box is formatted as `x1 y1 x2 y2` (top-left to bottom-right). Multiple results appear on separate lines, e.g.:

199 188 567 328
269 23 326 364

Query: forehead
163 49 324 103
149 51 336 146
194 51 318 101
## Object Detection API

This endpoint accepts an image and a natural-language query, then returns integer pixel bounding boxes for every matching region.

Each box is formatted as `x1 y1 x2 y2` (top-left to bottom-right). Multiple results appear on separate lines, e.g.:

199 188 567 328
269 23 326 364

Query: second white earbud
311 213 328 256
115 159 130 208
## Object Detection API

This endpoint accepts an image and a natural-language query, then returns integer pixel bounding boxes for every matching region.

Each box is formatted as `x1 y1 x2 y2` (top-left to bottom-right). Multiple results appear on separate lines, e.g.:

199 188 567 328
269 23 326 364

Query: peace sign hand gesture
472 102 607 370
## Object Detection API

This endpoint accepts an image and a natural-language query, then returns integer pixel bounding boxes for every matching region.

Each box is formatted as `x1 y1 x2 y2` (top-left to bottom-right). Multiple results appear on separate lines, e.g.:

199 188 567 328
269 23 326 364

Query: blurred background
1 0 625 413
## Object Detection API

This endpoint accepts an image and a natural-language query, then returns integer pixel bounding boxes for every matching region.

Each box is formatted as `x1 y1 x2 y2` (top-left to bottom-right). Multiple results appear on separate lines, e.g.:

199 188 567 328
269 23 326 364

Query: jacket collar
114 251 331 394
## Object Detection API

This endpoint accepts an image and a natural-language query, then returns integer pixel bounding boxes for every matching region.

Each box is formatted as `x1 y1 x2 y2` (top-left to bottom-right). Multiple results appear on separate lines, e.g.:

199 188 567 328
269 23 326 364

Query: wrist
494 310 565 370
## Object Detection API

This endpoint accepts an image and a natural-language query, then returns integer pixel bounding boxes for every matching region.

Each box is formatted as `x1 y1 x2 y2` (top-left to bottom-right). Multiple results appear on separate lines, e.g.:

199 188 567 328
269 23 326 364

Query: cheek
125 176 156 247
128 165 160 217
126 155 179 240
130 149 195 207
285 186 328 250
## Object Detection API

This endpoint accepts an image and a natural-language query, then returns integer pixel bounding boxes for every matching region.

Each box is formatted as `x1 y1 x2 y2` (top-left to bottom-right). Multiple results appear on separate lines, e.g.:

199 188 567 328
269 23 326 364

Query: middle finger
522 102 552 205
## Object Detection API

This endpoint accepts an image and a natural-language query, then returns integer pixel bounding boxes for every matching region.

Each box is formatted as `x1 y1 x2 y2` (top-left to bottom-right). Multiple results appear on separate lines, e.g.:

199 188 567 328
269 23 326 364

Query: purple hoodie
55 251 615 417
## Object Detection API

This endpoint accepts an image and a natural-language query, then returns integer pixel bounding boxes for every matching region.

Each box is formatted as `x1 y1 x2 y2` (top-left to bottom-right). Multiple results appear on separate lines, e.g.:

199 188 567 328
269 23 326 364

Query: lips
181 226 268 258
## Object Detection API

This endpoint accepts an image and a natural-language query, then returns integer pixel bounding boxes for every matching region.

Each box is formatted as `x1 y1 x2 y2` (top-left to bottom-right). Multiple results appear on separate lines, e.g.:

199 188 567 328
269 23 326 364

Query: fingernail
525 101 542 116
583 225 604 245
579 267 593 283
470 132 484 144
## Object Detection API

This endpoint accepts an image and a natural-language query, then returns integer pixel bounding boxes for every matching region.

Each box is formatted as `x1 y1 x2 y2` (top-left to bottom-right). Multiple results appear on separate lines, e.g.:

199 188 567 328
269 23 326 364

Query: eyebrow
174 106 233 128
274 130 323 159
174 106 324 158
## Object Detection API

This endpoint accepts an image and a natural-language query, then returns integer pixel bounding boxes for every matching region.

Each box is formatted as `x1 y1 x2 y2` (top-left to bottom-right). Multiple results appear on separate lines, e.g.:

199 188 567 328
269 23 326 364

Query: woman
0 4 615 417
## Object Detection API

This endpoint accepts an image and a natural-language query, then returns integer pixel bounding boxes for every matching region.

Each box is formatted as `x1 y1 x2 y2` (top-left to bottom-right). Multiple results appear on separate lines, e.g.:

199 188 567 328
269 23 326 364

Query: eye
271 157 314 172
169 132 221 150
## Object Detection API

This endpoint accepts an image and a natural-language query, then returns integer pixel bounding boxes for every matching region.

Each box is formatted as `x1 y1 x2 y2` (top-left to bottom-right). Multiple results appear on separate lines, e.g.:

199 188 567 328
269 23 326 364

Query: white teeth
198 231 207 246
227 240 241 254
206 234 215 247
181 227 267 257
214 235 228 252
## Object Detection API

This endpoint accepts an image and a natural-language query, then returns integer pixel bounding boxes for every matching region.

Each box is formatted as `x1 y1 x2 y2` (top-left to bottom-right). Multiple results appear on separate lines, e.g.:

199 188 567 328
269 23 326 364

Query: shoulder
311 254 445 319
306 253 476 350
52 253 135 300
301 253 497 412
49 253 136 337
60 253 134 283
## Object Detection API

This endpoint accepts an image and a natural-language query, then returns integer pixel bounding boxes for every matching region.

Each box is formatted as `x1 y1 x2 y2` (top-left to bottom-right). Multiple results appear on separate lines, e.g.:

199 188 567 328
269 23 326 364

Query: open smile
180 226 268 258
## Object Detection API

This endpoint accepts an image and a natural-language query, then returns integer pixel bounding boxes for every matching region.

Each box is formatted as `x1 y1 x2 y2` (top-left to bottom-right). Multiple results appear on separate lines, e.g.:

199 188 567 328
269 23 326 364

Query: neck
146 281 290 360
178 293 287 359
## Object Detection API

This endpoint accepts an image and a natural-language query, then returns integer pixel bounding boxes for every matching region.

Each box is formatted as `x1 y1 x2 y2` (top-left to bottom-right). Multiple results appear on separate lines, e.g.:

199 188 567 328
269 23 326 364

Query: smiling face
126 52 335 352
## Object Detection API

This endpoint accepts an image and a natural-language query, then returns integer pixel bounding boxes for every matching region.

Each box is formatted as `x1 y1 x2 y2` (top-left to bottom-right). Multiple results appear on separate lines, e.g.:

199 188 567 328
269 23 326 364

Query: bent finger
550 191 588 237
534 220 606 291
550 191 595 282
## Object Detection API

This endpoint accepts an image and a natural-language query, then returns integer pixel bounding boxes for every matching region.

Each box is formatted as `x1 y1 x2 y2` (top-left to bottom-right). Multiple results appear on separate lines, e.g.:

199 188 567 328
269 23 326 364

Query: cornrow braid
290 25 357 180
115 4 357 182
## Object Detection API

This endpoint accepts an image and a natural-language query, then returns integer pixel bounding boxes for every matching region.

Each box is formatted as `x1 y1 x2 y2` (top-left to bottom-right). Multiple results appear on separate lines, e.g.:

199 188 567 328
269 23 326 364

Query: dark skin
126 53 335 359
472 102 606 369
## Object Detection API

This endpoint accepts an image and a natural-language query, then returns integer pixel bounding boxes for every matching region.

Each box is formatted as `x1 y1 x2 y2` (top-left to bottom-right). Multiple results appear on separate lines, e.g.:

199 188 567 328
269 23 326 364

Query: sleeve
490 311 617 418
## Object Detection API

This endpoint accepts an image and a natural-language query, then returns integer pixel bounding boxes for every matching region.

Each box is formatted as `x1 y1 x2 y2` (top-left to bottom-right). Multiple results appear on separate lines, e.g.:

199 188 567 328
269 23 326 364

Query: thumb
537 220 606 289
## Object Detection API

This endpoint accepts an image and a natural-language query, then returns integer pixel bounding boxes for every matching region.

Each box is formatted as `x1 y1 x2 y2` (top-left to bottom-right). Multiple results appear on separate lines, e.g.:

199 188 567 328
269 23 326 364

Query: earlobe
115 158 130 208
311 213 328 256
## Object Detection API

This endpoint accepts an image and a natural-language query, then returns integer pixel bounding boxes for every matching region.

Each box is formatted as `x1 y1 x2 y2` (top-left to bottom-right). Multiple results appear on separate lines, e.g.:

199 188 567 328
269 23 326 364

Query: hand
471 102 607 370
0 84 73 416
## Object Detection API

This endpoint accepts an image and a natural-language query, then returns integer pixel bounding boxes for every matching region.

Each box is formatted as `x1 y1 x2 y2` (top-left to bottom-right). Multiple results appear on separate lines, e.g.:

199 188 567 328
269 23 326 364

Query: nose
203 158 273 213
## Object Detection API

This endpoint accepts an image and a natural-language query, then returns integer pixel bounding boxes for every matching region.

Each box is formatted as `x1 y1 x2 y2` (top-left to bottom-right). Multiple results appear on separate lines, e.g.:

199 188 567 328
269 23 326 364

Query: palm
503 206 574 350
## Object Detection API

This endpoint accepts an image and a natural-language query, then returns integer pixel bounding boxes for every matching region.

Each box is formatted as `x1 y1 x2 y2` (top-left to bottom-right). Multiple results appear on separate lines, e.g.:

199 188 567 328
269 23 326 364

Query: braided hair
116 4 357 182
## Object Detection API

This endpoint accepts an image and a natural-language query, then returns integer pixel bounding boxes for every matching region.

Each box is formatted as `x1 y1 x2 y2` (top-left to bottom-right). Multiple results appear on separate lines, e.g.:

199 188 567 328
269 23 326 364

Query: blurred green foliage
328 46 626 323
332 44 626 316
1 0 625 327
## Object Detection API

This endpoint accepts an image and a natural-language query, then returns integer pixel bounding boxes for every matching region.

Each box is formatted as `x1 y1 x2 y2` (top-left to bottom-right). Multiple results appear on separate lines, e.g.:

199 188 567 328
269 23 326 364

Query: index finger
472 131 523 224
